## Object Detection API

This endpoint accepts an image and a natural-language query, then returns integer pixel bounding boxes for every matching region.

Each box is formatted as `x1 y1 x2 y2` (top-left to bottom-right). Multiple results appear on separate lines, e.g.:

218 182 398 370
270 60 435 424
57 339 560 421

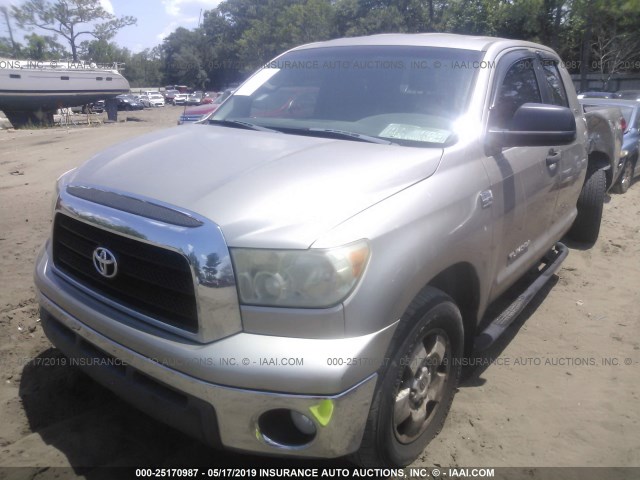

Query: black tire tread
351 288 463 468
568 168 606 245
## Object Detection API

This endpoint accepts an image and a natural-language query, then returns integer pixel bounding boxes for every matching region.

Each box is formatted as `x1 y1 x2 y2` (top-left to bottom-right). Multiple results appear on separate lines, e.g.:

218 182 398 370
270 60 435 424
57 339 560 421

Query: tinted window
212 46 483 147
492 58 541 128
541 61 568 106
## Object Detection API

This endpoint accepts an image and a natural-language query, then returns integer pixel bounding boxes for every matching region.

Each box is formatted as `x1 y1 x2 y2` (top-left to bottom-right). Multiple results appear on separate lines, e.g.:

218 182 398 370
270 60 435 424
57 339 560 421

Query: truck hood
70 125 443 248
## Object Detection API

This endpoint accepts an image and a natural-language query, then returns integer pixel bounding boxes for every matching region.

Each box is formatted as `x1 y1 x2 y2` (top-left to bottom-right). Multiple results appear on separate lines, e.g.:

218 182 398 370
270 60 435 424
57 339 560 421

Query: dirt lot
0 106 638 477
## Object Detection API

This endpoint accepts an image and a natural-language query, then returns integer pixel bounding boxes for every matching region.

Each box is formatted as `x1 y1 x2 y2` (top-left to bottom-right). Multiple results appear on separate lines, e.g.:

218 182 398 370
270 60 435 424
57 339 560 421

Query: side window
492 58 541 128
541 60 569 107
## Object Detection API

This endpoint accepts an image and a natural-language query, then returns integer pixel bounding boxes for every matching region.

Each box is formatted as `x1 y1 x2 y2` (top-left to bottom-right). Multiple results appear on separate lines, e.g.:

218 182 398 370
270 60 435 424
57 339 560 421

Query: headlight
231 240 370 308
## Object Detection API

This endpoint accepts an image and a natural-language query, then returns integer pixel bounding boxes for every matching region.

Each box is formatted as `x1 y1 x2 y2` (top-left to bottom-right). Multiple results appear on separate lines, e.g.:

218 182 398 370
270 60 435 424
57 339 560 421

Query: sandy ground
0 106 638 477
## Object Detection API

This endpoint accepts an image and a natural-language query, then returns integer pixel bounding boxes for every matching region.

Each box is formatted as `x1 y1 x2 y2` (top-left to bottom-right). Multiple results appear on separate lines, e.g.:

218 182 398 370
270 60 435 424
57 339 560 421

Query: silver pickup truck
35 34 621 467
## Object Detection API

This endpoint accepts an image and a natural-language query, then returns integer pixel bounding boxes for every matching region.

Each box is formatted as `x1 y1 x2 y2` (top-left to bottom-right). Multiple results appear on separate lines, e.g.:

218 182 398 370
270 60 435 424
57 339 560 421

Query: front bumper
35 246 386 458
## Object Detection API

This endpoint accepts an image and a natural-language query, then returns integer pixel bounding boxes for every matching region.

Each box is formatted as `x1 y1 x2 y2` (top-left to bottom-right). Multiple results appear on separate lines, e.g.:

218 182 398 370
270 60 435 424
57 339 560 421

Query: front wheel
567 168 606 245
352 289 463 467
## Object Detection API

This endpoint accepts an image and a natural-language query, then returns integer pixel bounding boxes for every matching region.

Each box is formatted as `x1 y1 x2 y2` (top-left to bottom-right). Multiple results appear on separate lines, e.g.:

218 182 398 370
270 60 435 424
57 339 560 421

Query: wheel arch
588 150 613 188
423 262 481 356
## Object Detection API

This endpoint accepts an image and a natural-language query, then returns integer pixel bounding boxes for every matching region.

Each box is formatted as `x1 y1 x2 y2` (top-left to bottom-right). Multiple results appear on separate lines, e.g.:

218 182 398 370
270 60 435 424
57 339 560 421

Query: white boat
0 58 130 126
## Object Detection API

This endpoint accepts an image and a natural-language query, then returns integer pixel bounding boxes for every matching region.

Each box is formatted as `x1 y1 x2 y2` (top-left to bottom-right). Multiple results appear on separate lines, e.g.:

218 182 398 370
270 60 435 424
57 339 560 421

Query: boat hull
0 66 130 111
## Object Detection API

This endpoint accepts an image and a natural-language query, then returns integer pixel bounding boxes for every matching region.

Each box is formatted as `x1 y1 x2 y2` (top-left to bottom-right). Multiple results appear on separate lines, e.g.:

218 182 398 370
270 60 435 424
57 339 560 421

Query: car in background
89 100 105 113
577 91 616 99
174 93 189 105
582 98 640 193
136 95 152 108
177 90 233 125
177 104 218 124
165 84 189 93
115 94 144 111
614 90 640 101
164 89 179 104
186 92 204 105
201 92 218 104
146 93 165 107
71 100 105 114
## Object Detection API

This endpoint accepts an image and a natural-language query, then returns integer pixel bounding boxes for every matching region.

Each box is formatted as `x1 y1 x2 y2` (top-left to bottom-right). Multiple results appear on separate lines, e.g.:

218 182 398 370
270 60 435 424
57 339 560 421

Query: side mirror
486 103 577 154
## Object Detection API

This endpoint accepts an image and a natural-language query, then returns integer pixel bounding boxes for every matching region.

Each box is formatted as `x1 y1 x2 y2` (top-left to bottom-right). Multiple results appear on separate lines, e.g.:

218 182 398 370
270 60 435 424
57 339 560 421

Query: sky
0 0 223 54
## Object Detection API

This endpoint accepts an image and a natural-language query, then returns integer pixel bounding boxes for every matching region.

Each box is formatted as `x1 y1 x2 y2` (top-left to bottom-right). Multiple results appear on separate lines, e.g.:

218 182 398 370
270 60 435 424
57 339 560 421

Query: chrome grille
52 213 198 332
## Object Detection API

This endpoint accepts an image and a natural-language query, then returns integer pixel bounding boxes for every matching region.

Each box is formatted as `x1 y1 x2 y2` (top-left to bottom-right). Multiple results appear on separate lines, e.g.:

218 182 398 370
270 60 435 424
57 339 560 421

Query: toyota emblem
93 247 118 278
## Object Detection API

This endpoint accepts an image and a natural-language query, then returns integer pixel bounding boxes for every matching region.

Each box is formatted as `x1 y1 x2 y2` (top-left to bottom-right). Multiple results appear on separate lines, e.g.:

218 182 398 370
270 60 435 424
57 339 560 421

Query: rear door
536 56 586 235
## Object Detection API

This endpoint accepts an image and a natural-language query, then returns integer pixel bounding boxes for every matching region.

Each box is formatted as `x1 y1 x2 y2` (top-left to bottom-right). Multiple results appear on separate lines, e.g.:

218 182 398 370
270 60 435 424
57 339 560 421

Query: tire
568 168 606 245
613 158 633 194
352 289 463 467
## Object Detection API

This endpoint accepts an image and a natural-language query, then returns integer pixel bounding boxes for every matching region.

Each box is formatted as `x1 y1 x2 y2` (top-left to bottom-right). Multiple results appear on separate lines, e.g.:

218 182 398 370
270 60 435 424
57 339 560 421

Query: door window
541 60 569 107
492 58 542 128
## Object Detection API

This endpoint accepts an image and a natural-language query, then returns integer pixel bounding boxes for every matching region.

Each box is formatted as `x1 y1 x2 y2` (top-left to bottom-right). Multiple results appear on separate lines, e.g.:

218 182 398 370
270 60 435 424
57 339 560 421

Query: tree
1 6 20 57
78 38 130 64
162 27 210 88
125 47 164 88
237 0 335 69
24 32 66 59
589 3 640 90
12 0 136 61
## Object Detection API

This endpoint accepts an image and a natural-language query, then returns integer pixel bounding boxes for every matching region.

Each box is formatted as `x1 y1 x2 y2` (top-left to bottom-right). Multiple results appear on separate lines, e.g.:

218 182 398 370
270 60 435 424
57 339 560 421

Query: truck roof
291 33 549 54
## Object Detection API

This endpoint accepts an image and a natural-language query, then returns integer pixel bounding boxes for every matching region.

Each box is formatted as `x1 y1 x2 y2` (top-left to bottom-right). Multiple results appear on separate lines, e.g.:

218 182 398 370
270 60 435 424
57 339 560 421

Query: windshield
210 45 482 147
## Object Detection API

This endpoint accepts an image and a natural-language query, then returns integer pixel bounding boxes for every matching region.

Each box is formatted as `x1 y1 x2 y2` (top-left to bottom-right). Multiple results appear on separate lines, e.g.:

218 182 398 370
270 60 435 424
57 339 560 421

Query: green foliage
24 32 65 59
0 37 16 57
11 0 136 60
10 0 638 90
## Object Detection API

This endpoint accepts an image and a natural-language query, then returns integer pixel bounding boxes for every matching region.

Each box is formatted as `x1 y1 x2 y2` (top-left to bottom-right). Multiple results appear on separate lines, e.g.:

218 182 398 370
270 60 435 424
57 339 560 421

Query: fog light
290 410 316 435
257 409 316 447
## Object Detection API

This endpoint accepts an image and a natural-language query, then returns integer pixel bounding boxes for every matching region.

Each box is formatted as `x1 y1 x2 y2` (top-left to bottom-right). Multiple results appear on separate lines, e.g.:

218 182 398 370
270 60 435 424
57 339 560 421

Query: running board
474 242 569 351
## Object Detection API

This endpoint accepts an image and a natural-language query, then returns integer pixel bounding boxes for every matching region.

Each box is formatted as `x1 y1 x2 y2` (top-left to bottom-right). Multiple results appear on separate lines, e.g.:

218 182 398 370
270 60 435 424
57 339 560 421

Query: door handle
546 149 561 168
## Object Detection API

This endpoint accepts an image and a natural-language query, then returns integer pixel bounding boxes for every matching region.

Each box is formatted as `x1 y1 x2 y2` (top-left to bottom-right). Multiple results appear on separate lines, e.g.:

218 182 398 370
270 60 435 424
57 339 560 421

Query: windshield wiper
306 128 396 145
208 119 280 133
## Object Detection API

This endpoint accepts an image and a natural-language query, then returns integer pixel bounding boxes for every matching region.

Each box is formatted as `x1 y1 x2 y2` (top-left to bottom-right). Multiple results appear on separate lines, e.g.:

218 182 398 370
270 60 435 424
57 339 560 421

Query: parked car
577 91 616 99
177 104 220 125
90 100 105 113
186 92 203 105
614 90 640 101
71 100 105 114
201 92 218 104
164 89 179 104
177 90 233 125
136 95 152 108
165 84 189 93
37 34 621 467
146 93 165 107
115 94 144 111
173 93 189 105
582 98 640 193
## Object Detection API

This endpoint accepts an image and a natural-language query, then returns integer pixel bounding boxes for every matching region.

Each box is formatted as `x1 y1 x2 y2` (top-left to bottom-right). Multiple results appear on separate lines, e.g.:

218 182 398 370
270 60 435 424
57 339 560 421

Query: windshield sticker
379 124 451 143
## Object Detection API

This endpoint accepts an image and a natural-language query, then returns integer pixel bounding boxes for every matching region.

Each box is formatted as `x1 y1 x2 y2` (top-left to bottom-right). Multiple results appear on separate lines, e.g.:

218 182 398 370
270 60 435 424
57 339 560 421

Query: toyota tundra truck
34 34 621 467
